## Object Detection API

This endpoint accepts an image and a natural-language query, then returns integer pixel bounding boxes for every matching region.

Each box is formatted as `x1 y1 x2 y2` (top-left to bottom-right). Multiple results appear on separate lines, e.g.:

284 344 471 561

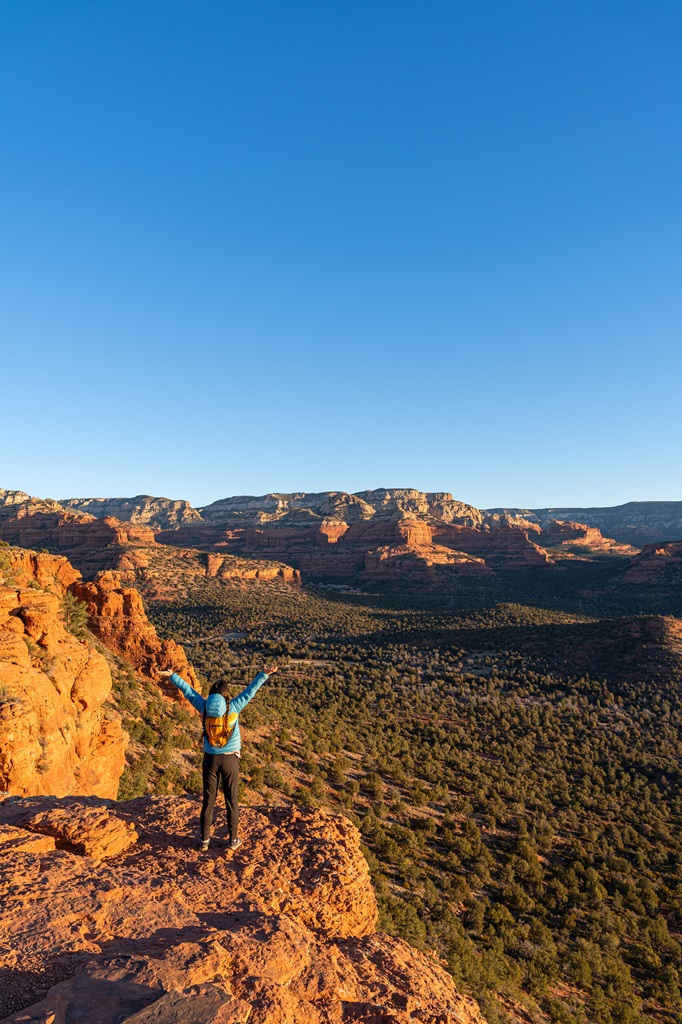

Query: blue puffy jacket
170 670 269 754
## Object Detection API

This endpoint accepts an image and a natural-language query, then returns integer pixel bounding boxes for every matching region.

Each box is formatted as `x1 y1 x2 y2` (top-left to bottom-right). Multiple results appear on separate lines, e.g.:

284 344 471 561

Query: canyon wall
60 494 202 529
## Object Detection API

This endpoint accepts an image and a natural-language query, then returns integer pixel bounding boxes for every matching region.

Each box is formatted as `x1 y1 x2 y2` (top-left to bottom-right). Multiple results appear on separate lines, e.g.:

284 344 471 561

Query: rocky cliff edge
0 796 485 1024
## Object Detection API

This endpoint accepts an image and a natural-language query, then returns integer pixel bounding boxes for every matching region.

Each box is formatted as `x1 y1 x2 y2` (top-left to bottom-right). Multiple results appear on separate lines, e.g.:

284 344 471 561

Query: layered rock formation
60 495 202 529
158 490 551 579
490 500 682 547
0 489 32 511
0 499 301 592
1 547 80 592
3 487 648 585
623 541 682 583
537 519 638 558
0 491 64 521
198 489 484 528
0 553 126 799
0 508 156 573
0 796 485 1024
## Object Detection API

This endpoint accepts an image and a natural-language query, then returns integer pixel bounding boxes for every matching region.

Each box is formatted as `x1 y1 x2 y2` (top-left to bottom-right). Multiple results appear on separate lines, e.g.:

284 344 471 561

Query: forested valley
114 564 682 1024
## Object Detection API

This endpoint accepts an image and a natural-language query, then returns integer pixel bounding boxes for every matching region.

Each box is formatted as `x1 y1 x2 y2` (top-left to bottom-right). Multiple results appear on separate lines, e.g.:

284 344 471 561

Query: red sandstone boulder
21 803 138 858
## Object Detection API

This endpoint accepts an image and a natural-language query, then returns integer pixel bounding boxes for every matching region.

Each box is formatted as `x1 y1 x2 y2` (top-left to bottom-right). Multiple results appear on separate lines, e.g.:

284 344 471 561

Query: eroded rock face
21 803 138 858
198 489 482 528
624 541 682 583
0 584 126 799
0 509 156 561
0 491 63 520
60 495 202 529
158 491 548 579
1 548 81 592
71 571 199 685
538 519 638 558
488 501 682 548
0 545 204 797
0 797 485 1024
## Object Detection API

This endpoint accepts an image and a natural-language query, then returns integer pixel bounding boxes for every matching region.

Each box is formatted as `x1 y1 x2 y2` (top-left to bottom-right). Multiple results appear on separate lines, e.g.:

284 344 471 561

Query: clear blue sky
2 1 681 509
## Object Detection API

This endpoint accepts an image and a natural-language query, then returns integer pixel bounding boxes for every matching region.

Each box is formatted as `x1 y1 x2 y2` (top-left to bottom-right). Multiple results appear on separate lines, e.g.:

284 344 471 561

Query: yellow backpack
202 707 239 748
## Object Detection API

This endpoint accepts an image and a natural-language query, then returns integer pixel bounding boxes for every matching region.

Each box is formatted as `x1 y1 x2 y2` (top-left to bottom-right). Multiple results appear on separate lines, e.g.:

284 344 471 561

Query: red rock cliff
0 553 126 799
71 570 199 685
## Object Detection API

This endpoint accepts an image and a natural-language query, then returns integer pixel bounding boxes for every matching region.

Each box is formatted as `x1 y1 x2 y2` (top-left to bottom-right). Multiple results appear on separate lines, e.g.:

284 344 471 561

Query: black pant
200 752 239 842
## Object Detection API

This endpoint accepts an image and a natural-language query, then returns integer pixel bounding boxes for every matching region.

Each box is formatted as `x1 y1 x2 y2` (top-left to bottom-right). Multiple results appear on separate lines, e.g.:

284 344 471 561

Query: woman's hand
158 669 174 678
264 664 278 675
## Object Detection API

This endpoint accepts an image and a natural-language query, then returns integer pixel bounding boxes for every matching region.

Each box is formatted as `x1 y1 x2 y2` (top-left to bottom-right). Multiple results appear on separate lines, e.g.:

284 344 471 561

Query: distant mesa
59 494 202 529
488 500 682 548
623 540 682 584
0 486 656 586
155 489 634 579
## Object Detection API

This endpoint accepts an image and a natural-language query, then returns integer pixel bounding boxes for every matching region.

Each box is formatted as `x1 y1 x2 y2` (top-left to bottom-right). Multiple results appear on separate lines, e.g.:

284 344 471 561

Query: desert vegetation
104 570 682 1024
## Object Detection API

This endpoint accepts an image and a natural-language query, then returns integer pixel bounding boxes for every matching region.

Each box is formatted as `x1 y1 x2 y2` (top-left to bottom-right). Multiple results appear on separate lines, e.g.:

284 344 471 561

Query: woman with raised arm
158 664 277 852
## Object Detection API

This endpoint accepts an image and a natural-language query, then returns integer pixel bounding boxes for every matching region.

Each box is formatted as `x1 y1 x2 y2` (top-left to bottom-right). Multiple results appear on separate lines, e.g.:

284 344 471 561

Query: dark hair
209 681 232 698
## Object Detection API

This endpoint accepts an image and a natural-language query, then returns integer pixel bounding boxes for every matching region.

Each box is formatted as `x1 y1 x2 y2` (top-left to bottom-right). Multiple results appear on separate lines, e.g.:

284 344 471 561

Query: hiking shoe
198 839 210 852
228 837 242 852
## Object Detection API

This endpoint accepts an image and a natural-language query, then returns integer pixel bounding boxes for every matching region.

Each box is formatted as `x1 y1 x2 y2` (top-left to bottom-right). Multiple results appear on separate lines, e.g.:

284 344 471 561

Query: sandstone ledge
0 797 485 1024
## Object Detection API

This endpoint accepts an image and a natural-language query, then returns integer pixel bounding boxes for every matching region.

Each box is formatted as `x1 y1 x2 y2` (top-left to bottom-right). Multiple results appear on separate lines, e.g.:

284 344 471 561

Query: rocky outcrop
432 520 551 567
71 571 199 685
0 493 65 521
0 545 200 797
20 803 138 858
0 563 127 799
0 547 81 591
489 501 682 548
158 490 548 579
0 489 32 511
199 489 483 528
0 797 485 1024
60 495 202 529
0 509 156 562
623 541 682 583
365 544 489 579
203 552 300 583
538 519 638 558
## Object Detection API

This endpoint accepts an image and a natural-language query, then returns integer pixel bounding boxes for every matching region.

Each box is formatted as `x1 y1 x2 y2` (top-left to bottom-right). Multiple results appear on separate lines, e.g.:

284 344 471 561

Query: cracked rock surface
0 797 485 1024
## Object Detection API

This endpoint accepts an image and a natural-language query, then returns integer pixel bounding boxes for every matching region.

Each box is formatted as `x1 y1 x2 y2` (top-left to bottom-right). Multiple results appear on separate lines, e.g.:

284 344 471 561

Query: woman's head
209 680 232 699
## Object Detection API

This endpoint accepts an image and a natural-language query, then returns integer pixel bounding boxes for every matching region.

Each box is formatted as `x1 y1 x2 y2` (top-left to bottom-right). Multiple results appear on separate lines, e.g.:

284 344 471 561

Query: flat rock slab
121 985 251 1023
0 824 55 854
